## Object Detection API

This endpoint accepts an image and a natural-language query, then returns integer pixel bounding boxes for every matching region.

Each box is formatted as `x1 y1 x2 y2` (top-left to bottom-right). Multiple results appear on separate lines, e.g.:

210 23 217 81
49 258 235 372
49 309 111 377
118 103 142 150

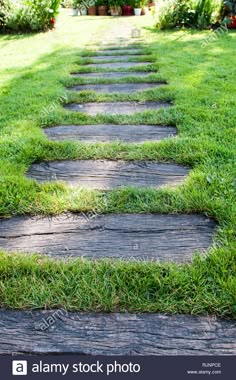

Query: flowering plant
2 0 61 32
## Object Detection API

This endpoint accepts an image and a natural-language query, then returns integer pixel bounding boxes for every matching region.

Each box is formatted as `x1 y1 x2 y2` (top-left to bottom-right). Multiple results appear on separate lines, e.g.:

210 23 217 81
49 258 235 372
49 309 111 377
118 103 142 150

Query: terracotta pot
122 5 133 16
98 5 108 16
149 2 155 9
88 6 96 15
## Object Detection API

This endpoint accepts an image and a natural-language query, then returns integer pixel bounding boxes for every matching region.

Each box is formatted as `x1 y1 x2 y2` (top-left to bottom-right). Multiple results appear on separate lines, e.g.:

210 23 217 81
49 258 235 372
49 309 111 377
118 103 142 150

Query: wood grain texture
68 83 165 94
0 310 234 355
82 62 152 69
27 160 188 189
71 71 153 79
64 101 170 115
0 213 216 260
44 124 177 143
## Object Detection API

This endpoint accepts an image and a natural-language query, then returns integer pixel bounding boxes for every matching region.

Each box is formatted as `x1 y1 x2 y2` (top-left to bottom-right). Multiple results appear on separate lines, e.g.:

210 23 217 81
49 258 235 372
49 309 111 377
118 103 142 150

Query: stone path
0 214 216 261
71 71 152 78
64 101 170 115
87 54 149 61
0 310 235 355
68 82 165 94
95 49 144 55
44 124 177 142
81 61 152 69
27 160 189 189
0 19 233 355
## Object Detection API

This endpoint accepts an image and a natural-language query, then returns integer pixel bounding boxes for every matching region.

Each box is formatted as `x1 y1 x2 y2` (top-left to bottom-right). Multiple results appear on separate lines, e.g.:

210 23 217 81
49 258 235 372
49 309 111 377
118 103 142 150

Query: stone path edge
43 124 177 143
0 213 216 261
0 310 235 355
26 160 189 190
64 101 171 115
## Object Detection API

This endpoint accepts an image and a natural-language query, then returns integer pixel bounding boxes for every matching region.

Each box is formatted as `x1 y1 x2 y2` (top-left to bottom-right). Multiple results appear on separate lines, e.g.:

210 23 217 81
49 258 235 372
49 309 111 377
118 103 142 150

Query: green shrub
155 0 219 30
0 0 12 31
194 0 214 29
2 0 61 32
61 0 74 7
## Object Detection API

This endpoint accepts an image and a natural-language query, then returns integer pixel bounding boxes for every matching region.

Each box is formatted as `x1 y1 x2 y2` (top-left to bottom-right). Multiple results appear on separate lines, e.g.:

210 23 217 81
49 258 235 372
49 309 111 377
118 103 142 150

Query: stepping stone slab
44 124 177 143
0 311 234 355
91 45 142 50
27 160 188 190
0 214 215 261
69 83 165 94
65 101 170 115
87 55 148 62
95 49 145 55
71 71 153 79
82 61 152 69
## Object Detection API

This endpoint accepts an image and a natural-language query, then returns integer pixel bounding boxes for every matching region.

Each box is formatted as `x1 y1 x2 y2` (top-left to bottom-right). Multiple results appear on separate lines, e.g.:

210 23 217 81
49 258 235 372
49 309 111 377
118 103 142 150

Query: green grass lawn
0 10 235 317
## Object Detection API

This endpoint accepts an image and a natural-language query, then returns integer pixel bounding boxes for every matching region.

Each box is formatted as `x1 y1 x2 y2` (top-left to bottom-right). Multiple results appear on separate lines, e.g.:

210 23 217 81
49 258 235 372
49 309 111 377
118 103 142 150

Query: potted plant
134 0 142 15
88 0 97 15
109 0 122 15
140 0 148 14
72 0 79 16
96 0 109 15
78 0 88 15
122 0 133 16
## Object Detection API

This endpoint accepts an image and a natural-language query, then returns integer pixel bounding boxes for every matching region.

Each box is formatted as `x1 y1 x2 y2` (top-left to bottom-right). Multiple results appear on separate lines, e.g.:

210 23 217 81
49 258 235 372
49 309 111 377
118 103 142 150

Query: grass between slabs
0 11 235 316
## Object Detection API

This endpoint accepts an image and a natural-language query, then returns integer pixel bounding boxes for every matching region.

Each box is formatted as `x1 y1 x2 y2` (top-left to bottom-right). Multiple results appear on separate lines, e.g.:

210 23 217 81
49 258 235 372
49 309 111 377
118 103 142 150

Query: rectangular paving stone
68 83 165 94
82 61 152 69
103 43 145 48
27 160 188 190
1 311 234 355
99 39 144 45
95 49 145 55
71 71 153 79
65 101 170 115
44 124 177 143
87 55 148 62
0 213 215 261
91 44 142 50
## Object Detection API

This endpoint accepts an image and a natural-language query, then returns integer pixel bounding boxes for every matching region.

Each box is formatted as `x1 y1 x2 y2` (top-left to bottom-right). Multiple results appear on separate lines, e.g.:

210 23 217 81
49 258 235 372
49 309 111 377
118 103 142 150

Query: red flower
50 18 56 25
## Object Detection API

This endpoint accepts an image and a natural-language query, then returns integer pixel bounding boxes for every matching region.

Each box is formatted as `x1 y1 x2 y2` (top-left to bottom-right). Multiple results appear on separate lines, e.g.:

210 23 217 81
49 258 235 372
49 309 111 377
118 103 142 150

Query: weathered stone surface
82 61 152 69
94 49 145 55
27 160 188 190
65 101 170 115
68 83 165 94
88 55 148 62
44 124 177 143
0 213 216 261
90 44 142 50
71 71 153 79
0 311 234 355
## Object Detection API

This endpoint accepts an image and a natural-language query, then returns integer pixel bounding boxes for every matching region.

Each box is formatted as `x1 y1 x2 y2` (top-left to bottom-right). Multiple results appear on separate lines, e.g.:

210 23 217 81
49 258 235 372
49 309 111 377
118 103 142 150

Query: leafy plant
61 0 74 7
194 0 214 29
156 0 217 29
134 0 141 8
95 0 108 6
4 0 61 32
0 0 12 31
